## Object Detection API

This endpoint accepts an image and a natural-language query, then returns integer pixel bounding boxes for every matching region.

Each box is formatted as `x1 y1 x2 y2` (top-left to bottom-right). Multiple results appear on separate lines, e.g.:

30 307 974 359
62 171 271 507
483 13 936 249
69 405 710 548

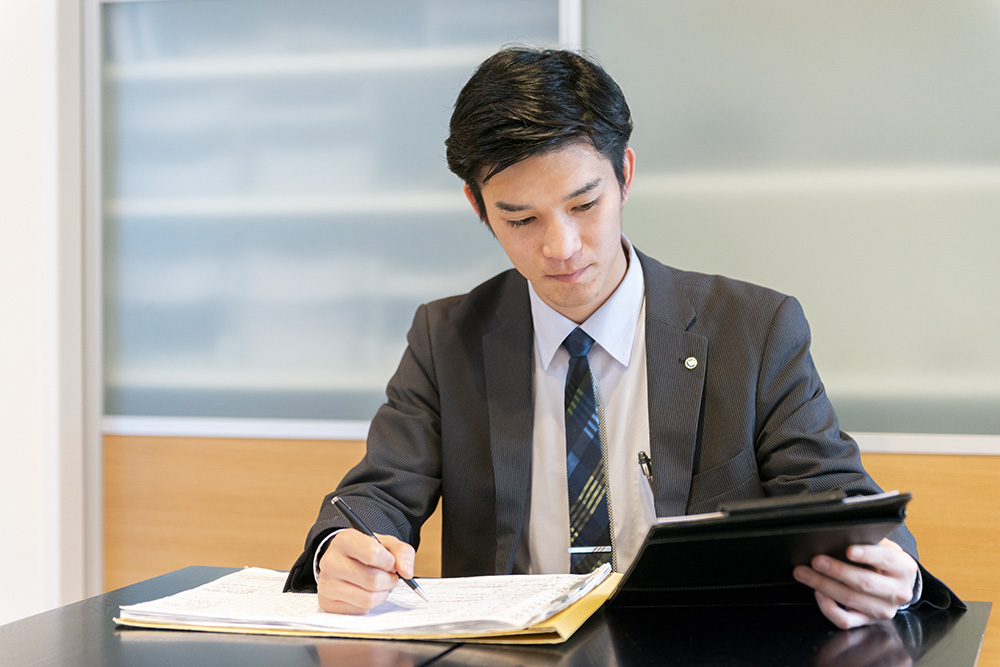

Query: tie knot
562 327 595 358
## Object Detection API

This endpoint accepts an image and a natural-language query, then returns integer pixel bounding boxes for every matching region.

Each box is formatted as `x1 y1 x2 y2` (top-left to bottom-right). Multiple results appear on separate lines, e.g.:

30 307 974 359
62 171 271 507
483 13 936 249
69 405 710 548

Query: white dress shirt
522 237 656 574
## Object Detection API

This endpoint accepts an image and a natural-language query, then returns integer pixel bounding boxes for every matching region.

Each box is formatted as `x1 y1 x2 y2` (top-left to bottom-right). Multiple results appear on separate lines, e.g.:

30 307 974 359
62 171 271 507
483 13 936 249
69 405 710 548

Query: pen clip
638 451 654 486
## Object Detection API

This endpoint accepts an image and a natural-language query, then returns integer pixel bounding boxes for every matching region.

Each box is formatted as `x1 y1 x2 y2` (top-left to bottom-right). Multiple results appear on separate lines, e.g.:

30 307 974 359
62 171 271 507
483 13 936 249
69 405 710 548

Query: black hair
445 47 633 223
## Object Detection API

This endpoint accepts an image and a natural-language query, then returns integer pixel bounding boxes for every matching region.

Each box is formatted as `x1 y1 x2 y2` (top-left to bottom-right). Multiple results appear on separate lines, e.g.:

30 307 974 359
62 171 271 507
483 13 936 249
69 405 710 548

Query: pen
638 451 654 486
331 496 429 602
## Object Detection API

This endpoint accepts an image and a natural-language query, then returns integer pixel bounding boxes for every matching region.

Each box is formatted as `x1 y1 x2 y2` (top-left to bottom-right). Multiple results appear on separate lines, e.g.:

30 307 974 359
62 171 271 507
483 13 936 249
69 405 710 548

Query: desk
0 567 990 666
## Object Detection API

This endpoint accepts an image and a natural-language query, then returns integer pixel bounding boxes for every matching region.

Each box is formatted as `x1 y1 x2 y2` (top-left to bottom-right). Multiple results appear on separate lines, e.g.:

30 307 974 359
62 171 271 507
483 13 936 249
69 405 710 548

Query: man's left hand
793 538 918 629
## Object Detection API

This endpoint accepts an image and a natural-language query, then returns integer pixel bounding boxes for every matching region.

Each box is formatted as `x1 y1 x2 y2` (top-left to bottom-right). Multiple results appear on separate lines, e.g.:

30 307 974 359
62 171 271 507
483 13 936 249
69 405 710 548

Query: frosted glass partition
101 0 562 419
585 1 1000 435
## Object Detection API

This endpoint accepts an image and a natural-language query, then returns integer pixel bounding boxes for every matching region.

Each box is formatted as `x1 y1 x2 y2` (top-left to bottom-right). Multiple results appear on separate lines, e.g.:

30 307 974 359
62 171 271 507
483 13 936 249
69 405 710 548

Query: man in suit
286 47 957 627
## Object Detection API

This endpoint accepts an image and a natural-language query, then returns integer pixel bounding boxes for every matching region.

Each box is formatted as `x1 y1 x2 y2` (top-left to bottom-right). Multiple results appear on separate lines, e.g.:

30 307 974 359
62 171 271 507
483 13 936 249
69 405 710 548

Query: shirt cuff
899 568 923 610
312 530 344 580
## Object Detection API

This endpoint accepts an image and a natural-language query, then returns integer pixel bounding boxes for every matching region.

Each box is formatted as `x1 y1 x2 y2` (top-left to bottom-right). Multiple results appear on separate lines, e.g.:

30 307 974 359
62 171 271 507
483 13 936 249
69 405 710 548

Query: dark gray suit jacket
285 251 958 609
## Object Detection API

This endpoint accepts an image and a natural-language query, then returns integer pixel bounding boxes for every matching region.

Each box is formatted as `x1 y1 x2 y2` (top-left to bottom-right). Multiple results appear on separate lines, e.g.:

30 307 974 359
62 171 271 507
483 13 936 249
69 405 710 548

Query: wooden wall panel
103 435 443 591
104 438 995 661
861 452 999 665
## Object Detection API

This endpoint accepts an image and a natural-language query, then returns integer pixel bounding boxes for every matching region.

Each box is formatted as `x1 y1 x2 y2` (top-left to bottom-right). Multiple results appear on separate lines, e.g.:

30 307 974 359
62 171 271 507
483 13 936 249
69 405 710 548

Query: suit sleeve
752 296 962 611
284 304 443 592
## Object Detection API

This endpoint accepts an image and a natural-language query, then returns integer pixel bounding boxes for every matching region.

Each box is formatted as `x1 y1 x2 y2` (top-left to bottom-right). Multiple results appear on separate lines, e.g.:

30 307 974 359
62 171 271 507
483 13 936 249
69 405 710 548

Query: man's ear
463 183 480 216
464 183 494 233
620 146 636 206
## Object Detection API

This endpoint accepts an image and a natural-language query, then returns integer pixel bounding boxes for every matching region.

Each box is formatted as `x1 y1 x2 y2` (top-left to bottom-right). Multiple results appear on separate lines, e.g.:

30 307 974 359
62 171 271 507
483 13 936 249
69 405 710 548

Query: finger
323 553 399 591
337 529 398 571
793 560 899 622
813 590 875 630
814 551 914 608
843 542 918 609
845 540 915 579
318 578 392 615
320 549 399 590
317 558 397 613
375 533 417 579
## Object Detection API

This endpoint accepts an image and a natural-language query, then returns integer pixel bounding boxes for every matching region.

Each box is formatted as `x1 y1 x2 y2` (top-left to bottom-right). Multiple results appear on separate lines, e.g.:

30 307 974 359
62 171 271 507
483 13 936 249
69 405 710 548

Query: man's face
466 142 635 324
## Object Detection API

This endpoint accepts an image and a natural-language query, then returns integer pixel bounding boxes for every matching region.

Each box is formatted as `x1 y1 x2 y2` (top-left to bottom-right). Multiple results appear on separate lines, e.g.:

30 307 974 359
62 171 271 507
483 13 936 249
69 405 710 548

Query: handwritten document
116 565 612 641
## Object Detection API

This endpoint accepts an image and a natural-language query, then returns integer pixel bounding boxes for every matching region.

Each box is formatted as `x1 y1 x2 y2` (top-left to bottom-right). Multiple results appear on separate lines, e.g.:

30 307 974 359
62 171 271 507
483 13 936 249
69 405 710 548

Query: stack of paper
116 565 620 644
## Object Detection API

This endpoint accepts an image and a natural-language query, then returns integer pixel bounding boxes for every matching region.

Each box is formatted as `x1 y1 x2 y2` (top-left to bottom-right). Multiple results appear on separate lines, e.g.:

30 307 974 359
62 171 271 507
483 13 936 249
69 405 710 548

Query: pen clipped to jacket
638 451 654 487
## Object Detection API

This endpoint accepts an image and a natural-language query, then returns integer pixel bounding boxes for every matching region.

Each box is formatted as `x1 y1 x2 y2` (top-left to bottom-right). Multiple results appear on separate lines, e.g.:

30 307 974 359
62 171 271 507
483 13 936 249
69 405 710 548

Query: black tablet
608 491 911 608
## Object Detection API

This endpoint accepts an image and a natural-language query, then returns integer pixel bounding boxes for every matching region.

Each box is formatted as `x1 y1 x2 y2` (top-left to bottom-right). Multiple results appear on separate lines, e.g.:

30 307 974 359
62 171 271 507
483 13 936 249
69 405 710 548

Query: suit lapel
482 274 534 574
638 252 708 517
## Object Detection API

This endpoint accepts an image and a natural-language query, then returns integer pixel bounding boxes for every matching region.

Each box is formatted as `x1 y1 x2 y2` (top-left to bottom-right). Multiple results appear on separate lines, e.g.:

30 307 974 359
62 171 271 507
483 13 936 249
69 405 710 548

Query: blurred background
3 0 999 629
98 0 1000 435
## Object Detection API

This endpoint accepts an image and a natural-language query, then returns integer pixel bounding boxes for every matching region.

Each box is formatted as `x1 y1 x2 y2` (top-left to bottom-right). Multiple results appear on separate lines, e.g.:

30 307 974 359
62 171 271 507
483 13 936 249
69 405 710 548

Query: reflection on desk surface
433 602 988 667
3 562 987 667
116 628 450 667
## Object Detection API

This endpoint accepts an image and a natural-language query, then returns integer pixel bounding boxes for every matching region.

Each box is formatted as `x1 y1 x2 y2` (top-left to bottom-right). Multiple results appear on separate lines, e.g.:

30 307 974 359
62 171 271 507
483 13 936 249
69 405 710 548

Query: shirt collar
529 236 645 371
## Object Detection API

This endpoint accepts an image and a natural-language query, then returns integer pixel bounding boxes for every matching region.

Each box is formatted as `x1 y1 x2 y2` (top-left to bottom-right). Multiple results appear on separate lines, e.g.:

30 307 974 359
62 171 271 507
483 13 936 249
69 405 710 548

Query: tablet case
608 491 911 608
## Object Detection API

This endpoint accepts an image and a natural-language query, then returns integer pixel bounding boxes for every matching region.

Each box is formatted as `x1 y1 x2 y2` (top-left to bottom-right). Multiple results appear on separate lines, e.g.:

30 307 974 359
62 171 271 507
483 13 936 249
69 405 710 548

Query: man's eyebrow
494 200 529 213
493 178 603 213
567 178 602 201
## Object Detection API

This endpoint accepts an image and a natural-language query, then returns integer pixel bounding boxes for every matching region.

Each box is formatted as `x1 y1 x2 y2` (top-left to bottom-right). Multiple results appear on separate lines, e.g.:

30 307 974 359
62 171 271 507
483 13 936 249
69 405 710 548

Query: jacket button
684 356 698 370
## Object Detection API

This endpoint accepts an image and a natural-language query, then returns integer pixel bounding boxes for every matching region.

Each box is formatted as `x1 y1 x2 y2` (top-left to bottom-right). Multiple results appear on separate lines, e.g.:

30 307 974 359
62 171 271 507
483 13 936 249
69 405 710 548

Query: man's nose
542 217 582 261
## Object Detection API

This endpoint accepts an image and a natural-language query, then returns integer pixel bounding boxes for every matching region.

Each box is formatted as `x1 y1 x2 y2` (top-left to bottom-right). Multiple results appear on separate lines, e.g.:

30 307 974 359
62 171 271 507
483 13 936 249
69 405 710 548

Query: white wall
0 0 87 624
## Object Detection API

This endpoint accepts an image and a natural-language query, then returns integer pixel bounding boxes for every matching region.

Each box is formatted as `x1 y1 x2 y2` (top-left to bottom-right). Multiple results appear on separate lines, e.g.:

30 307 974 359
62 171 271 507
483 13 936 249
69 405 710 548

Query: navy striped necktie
562 327 612 574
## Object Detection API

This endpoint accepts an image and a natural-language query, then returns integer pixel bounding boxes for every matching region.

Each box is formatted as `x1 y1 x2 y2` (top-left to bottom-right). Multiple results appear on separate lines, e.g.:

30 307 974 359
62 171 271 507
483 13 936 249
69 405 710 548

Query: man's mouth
548 266 588 283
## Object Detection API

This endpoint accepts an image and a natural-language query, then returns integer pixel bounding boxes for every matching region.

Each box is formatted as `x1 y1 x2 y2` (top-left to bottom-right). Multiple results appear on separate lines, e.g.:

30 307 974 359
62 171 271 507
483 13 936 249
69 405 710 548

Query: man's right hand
316 529 416 614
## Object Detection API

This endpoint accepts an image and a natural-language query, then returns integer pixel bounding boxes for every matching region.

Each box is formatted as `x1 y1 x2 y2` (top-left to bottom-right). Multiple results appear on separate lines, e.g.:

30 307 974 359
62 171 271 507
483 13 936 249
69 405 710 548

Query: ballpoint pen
331 496 430 602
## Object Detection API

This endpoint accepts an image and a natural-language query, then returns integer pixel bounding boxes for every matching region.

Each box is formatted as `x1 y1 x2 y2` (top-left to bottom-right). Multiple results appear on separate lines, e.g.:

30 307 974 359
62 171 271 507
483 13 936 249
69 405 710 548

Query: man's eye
575 199 599 212
507 216 535 227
